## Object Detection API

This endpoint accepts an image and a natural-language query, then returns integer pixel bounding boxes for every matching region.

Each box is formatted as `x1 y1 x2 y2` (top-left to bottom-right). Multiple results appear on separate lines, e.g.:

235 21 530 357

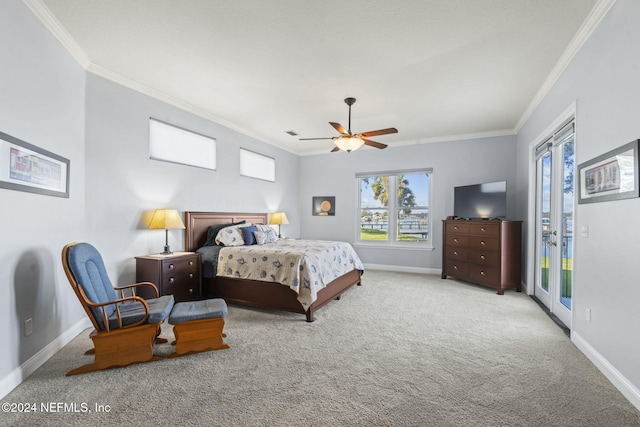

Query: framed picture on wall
0 131 70 198
578 139 639 204
312 196 335 216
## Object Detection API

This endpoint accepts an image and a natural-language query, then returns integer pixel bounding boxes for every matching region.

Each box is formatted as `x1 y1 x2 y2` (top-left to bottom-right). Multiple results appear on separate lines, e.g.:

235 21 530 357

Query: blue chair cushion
169 299 228 324
106 295 175 330
67 243 119 323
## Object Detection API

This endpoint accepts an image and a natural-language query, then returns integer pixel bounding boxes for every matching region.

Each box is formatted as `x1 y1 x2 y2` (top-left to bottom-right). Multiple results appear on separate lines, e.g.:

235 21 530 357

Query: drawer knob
480 255 486 260
189 288 193 294
188 273 194 279
480 241 486 246
454 226 459 230
453 238 459 243
453 251 458 256
189 261 194 266
169 277 175 283
480 271 486 276
481 227 486 232
169 264 174 269
453 265 458 270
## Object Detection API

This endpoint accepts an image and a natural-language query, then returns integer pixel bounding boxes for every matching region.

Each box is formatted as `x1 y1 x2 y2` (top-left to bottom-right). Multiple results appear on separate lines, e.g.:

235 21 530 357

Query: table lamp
148 209 185 254
269 212 289 238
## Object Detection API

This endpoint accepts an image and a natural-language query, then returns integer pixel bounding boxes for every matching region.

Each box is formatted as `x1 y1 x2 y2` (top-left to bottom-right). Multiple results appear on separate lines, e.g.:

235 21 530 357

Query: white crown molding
21 0 91 68
25 0 615 155
515 0 617 132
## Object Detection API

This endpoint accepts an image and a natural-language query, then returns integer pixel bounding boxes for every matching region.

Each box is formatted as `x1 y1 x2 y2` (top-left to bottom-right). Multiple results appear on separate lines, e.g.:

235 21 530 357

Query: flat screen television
454 181 507 220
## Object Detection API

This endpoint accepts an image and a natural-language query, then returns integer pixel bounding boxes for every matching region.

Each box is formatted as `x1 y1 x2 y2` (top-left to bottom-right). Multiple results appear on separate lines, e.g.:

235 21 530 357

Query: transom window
357 169 432 246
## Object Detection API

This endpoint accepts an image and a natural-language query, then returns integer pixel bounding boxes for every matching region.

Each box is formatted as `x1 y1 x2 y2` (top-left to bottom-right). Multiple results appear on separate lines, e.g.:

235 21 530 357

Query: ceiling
33 0 601 155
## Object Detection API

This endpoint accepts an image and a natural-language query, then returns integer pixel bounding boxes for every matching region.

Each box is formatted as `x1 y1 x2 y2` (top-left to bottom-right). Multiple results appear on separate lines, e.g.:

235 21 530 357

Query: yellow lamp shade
148 209 185 230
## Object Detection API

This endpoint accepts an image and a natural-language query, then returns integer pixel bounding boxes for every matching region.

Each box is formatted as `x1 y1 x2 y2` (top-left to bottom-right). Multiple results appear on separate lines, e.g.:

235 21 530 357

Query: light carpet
1 270 639 426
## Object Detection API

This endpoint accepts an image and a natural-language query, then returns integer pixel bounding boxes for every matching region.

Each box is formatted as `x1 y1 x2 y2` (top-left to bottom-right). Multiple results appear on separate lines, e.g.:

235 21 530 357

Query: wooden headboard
184 211 269 252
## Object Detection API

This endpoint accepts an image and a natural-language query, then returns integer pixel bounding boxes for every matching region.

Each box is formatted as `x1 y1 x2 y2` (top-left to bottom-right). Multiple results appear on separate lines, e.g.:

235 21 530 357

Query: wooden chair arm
115 282 160 298
77 286 150 332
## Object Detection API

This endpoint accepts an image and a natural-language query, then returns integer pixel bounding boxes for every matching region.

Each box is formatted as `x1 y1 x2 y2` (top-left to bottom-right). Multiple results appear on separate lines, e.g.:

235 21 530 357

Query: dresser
135 252 201 302
441 219 522 294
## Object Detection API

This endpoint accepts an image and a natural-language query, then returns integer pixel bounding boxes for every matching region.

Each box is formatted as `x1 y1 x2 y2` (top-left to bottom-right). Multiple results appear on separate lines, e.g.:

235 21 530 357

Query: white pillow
215 224 252 246
253 228 278 245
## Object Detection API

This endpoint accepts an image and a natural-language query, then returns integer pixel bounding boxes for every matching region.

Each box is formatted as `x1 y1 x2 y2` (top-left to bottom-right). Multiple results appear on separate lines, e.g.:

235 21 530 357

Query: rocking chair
62 242 175 376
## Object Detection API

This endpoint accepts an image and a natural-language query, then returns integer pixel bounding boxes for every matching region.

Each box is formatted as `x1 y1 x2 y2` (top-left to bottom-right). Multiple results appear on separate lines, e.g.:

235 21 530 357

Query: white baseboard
572 331 640 412
0 317 91 400
363 263 441 275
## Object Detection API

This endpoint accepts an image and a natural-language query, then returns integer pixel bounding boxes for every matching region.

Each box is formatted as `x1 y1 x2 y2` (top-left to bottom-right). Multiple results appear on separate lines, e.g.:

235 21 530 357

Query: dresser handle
169 264 174 269
481 227 486 232
480 255 485 260
189 288 193 294
480 271 485 276
453 251 458 256
453 238 458 243
169 277 175 283
453 265 458 270
188 273 193 279
480 241 486 246
454 226 459 230
189 261 193 266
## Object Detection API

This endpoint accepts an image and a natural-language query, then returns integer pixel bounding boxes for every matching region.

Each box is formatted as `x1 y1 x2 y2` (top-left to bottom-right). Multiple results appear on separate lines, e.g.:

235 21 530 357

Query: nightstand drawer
136 252 202 302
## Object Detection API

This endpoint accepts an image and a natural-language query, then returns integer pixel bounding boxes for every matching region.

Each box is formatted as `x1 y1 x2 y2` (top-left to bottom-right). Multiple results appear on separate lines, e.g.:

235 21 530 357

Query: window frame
356 169 433 249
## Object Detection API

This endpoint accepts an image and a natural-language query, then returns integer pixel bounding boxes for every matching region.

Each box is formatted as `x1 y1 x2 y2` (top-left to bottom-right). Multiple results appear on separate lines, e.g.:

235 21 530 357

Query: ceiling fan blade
330 146 340 152
299 137 333 140
358 127 398 138
329 122 349 135
362 138 388 149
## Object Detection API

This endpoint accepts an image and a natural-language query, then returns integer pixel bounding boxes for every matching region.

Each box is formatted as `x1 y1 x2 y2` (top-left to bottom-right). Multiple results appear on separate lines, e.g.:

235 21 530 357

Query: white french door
533 121 575 328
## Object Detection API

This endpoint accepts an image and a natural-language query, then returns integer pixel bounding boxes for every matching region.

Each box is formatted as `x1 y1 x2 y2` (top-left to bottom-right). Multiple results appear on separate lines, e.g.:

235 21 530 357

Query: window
149 118 216 170
357 169 431 245
240 148 275 182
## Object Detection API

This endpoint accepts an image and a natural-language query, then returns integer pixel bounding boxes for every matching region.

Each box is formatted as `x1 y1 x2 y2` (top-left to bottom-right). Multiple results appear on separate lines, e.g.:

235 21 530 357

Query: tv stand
441 219 522 294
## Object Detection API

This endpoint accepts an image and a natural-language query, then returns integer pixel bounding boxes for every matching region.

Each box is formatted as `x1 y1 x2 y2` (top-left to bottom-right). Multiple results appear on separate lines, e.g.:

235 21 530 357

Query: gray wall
0 0 86 383
84 74 300 285
515 0 640 397
0 0 300 396
299 135 519 270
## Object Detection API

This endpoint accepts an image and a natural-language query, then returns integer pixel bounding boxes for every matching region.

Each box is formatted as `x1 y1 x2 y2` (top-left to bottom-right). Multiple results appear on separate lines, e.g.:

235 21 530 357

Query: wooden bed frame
184 211 362 322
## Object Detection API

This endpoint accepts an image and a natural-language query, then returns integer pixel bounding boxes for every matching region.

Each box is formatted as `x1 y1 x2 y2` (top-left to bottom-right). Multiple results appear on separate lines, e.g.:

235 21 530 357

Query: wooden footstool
167 299 230 357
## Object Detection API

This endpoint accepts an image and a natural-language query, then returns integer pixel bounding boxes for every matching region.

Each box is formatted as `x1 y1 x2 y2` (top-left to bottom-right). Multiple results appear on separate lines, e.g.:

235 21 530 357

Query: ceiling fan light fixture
334 136 364 152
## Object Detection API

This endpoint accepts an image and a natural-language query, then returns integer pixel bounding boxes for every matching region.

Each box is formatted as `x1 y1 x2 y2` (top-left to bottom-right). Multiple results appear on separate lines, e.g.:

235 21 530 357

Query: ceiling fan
300 97 398 152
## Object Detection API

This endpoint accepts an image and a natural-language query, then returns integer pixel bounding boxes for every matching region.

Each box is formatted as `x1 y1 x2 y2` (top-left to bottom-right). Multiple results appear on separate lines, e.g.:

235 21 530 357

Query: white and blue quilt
216 239 364 308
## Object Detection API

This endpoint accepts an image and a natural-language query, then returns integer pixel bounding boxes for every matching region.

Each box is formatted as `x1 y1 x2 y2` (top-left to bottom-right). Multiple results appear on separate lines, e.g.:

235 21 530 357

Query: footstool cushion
169 298 228 324
167 298 229 357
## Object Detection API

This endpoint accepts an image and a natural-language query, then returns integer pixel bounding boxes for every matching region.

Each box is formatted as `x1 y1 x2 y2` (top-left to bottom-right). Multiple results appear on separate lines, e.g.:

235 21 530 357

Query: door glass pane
539 153 552 292
560 137 575 309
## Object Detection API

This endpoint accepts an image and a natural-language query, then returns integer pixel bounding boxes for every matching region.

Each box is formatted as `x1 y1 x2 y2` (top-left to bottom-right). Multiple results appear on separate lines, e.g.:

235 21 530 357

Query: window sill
353 242 434 251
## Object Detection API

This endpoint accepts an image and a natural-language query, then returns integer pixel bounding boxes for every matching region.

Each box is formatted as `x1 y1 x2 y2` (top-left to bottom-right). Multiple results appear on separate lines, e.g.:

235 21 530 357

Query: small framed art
578 139 639 204
0 131 70 198
312 196 335 216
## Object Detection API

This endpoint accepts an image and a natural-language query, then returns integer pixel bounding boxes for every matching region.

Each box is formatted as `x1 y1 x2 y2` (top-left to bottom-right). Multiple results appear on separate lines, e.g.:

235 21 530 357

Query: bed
184 211 363 322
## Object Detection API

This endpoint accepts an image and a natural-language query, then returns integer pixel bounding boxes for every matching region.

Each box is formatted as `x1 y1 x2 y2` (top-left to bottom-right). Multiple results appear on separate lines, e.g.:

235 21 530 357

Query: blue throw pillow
241 225 258 245
203 221 245 246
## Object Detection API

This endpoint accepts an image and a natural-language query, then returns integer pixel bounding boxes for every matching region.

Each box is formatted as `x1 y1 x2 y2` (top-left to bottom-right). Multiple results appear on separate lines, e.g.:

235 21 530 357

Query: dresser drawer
468 264 500 285
467 236 499 251
446 234 469 247
445 259 469 277
468 222 499 236
445 246 468 262
468 249 499 266
447 222 470 234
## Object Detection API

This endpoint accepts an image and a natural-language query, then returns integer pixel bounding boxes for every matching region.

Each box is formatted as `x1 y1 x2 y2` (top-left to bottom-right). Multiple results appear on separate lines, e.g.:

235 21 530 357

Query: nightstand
135 252 201 302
